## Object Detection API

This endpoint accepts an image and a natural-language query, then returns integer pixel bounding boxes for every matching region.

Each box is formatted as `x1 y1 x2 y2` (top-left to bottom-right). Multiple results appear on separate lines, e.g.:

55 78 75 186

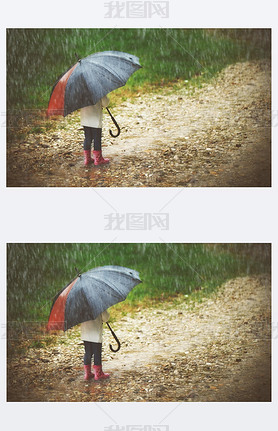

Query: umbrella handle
106 107 121 138
106 322 121 352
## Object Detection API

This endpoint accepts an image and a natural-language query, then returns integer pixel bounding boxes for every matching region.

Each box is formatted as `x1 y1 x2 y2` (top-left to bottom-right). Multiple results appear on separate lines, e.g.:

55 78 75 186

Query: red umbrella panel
47 277 78 331
47 64 78 117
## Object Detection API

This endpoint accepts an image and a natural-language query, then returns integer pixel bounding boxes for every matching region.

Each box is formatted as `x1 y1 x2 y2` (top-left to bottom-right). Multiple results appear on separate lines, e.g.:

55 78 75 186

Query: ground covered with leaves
7 274 271 402
7 60 271 187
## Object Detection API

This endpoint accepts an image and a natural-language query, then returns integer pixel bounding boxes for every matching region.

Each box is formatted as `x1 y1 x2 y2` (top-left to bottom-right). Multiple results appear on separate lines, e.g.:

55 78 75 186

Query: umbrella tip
75 267 81 277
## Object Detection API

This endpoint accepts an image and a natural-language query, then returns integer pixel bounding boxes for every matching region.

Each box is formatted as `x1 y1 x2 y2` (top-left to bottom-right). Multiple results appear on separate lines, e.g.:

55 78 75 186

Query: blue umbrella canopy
47 265 142 331
47 51 142 116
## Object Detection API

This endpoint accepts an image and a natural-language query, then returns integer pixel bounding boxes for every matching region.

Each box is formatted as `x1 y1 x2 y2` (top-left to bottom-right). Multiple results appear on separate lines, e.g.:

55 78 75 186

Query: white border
1 1 278 430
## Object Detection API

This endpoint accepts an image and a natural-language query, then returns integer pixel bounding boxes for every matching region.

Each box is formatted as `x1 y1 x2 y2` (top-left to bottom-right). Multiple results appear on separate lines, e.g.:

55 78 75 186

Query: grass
7 29 271 112
7 243 271 324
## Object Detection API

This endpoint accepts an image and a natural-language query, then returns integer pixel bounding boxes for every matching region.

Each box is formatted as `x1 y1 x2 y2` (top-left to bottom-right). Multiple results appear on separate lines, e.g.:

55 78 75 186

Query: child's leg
91 342 102 365
92 128 109 165
92 343 110 380
83 341 94 380
83 127 94 165
92 128 102 151
84 341 94 365
83 127 93 151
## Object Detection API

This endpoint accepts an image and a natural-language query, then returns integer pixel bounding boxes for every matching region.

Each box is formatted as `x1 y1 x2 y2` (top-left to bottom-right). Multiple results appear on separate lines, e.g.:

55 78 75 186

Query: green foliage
7 29 270 111
7 243 271 323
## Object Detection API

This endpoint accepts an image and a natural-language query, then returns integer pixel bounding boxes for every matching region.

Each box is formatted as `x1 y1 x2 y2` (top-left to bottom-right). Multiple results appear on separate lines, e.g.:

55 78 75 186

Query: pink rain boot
93 150 109 166
93 365 110 380
84 364 94 381
84 150 93 166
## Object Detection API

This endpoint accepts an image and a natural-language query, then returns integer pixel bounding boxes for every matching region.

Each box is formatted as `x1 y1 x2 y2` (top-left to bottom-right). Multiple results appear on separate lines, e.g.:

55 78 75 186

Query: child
81 95 110 166
81 310 110 381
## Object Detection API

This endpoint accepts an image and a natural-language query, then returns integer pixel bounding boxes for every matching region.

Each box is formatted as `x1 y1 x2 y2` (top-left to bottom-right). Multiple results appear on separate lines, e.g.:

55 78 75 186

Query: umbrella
47 51 142 136
47 265 142 351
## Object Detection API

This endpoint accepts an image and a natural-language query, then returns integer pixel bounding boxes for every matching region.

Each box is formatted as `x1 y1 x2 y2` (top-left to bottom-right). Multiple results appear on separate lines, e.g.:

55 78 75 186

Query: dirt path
7 274 271 402
7 60 271 187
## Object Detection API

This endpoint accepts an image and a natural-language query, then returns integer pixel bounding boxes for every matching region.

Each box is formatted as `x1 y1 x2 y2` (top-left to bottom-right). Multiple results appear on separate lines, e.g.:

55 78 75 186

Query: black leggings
83 341 102 366
83 127 102 151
